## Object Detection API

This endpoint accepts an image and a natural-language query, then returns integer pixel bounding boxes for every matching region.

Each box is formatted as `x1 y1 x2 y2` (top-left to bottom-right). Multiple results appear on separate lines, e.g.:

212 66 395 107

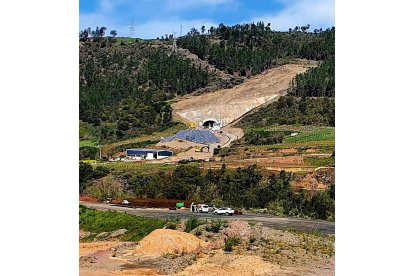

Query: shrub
210 198 226 208
165 222 177 230
224 237 241 252
249 236 256 244
267 201 285 216
205 219 225 233
185 216 204 233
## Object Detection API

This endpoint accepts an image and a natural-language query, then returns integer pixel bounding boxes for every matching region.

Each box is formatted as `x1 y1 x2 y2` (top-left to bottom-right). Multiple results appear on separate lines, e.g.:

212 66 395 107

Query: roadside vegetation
79 205 165 241
80 162 334 220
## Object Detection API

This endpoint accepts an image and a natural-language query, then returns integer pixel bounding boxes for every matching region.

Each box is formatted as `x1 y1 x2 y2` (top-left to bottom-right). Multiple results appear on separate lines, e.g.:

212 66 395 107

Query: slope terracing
172 60 318 128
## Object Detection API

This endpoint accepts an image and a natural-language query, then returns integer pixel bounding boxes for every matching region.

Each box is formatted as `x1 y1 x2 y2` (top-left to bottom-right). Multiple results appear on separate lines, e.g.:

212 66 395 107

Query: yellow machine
187 122 196 129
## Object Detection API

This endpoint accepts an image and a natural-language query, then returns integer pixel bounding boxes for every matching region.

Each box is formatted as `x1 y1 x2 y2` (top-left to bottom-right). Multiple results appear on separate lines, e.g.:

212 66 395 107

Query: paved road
80 202 335 235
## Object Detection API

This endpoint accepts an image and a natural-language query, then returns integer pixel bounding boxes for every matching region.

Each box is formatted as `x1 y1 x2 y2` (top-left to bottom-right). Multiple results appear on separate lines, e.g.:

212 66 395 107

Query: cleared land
80 213 334 276
172 61 318 127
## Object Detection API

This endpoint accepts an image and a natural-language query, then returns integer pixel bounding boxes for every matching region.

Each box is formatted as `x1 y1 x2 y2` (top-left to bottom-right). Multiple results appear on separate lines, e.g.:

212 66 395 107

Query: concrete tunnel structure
201 118 222 129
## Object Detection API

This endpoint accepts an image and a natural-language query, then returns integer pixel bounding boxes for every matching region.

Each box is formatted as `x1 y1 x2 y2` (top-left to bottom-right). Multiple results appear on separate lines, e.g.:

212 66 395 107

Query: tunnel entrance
202 120 216 128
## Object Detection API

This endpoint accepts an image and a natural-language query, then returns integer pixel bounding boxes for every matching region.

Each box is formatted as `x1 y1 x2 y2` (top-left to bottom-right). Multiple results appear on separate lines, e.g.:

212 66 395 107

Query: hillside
79 23 334 145
172 60 317 127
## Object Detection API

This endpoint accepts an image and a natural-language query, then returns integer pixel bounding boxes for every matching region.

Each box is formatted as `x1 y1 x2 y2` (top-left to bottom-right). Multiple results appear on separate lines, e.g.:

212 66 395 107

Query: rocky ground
80 220 334 275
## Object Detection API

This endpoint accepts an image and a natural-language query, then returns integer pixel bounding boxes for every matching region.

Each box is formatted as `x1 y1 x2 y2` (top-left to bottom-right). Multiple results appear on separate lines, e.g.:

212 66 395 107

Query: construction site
104 60 324 171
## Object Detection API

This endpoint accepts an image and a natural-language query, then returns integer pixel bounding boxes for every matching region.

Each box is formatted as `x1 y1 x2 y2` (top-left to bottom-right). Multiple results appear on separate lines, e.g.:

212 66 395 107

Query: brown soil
80 242 124 257
79 195 98 203
172 62 317 127
112 198 191 208
176 252 281 276
156 139 206 150
132 229 208 257
291 168 335 192
80 222 334 276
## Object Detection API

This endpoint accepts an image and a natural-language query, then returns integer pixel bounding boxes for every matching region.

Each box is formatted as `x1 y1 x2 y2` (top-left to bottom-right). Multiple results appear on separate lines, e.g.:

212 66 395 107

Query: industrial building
125 148 173 160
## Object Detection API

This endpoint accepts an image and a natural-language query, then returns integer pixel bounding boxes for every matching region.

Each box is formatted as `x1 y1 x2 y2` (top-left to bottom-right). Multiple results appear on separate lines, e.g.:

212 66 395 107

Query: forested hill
79 23 335 143
178 23 334 77
79 39 217 141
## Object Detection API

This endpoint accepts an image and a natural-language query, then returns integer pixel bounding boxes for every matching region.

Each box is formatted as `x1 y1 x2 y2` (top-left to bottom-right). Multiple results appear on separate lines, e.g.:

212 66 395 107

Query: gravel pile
161 130 219 144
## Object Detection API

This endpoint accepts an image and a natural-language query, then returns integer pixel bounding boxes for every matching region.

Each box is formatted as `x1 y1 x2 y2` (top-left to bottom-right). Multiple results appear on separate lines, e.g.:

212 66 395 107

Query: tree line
79 163 334 220
79 30 213 141
239 95 335 127
178 22 335 77
289 58 335 97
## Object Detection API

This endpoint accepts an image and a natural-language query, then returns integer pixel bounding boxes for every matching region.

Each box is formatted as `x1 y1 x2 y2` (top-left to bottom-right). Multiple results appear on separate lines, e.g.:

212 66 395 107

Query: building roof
126 148 172 152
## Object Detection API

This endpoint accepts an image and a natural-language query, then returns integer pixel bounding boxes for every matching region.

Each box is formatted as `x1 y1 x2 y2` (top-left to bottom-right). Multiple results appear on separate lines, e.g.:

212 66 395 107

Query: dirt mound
177 251 280 276
133 229 207 257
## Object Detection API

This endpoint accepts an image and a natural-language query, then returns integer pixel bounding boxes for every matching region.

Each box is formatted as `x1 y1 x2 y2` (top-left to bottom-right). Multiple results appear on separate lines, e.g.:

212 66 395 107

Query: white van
197 204 209 213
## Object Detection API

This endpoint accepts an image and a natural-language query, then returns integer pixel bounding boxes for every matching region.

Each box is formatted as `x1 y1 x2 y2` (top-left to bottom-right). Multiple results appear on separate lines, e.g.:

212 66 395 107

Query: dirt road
172 62 317 127
80 202 334 235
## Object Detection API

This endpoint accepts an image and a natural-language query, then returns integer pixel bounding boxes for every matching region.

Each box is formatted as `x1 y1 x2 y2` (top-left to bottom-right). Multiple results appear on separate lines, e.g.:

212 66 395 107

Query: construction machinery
187 122 196 129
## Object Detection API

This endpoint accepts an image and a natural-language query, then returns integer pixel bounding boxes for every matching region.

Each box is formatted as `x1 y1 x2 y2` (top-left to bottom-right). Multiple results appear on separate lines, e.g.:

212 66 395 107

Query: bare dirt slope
80 221 334 276
172 61 317 127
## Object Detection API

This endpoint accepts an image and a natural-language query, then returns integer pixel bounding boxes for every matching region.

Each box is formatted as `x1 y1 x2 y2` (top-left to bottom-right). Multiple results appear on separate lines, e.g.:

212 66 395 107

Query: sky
79 0 335 39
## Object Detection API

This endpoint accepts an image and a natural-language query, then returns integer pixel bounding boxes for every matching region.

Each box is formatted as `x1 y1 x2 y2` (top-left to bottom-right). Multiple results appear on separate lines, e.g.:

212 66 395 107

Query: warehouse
125 148 173 160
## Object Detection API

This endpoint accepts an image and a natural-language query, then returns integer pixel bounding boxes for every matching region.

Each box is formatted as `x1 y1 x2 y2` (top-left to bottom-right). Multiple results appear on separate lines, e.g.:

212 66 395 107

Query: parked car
197 204 209 213
213 207 235 216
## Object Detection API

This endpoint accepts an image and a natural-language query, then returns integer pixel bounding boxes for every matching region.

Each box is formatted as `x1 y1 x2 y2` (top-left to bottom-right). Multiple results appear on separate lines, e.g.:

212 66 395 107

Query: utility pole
129 19 135 37
171 31 177 55
98 144 102 161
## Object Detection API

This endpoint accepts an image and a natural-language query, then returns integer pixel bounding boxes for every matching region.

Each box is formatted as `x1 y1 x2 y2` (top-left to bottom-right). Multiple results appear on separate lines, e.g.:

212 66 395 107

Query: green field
102 123 186 152
240 126 334 152
79 205 165 241
79 140 97 148
284 127 335 144
91 161 201 174
242 125 335 152
304 157 335 167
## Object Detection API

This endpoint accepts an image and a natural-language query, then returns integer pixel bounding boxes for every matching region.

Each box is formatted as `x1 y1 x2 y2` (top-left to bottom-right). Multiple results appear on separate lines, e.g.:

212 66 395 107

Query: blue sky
80 0 334 38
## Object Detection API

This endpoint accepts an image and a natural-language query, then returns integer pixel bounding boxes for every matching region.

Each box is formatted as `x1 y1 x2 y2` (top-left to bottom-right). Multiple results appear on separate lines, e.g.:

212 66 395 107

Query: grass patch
236 126 334 152
242 140 335 150
102 123 186 151
284 127 334 144
224 236 241 252
92 162 200 174
304 157 335 167
205 219 227 233
79 205 165 241
185 216 206 233
79 140 98 148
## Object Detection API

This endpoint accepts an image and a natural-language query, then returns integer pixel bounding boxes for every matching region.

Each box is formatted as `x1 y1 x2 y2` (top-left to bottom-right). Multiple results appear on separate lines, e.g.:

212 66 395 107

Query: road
80 202 335 235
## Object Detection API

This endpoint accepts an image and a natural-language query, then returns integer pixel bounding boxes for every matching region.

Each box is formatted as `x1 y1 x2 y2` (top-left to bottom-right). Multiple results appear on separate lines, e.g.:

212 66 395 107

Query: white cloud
252 0 334 31
164 0 233 11
79 0 334 38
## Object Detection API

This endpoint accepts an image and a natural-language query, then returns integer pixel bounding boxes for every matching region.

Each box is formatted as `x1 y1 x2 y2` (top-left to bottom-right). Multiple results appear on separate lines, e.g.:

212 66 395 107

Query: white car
213 207 235 216
197 204 209 213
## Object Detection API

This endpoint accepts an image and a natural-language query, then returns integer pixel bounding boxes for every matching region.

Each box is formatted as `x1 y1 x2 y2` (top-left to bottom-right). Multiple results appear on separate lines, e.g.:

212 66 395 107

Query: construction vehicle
195 145 209 152
187 122 196 129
